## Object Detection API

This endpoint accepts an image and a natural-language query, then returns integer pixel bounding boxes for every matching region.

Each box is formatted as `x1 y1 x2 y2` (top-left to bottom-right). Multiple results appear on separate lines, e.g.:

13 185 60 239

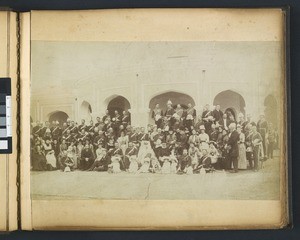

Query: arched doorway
107 96 131 117
213 90 246 121
80 101 93 122
264 94 278 127
148 91 196 123
48 111 69 126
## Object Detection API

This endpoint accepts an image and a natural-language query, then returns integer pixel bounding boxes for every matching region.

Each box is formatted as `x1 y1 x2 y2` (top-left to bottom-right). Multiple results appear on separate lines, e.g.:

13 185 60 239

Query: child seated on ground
138 154 151 173
128 155 139 173
161 156 171 174
63 156 75 172
108 154 122 173
149 158 161 173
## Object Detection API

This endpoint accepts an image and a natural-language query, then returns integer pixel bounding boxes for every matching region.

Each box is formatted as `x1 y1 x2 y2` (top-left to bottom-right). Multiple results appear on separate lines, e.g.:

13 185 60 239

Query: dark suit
227 130 240 171
202 110 213 132
212 109 223 124
80 148 94 170
257 119 268 156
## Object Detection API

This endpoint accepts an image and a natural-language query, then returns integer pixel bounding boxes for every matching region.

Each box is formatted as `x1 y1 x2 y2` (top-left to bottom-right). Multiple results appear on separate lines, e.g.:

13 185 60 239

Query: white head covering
137 141 156 163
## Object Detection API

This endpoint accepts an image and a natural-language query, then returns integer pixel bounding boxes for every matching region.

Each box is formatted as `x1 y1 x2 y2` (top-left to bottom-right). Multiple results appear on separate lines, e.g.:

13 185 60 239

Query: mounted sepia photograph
17 9 289 230
30 41 283 201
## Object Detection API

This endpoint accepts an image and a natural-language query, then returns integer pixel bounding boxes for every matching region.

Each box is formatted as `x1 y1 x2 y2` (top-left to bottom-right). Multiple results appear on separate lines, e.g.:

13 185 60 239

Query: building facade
30 41 283 128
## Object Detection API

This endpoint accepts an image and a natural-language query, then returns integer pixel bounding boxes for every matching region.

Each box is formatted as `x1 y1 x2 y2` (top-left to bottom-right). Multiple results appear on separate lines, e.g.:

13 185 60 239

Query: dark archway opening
107 96 131 117
48 111 69 126
213 90 246 120
148 91 196 124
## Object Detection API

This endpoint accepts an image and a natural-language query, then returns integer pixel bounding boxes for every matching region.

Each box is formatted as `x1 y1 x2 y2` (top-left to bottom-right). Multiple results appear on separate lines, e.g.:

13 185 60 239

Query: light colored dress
118 135 129 154
43 143 57 168
67 146 77 168
238 133 247 169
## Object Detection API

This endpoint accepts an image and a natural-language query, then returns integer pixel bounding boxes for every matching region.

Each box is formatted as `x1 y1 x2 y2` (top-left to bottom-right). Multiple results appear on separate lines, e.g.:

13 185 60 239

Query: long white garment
43 143 57 168
46 152 57 168
238 133 247 169
137 141 157 164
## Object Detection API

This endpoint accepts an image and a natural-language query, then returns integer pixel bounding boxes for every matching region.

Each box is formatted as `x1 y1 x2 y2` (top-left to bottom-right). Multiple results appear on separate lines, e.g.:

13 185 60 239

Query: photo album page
19 9 289 230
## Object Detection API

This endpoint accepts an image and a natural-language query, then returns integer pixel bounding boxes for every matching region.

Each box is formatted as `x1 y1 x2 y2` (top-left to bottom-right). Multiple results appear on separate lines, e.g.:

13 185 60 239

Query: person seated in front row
108 142 125 170
149 157 161 173
194 149 213 173
177 149 192 174
32 145 48 171
108 154 122 173
158 142 171 166
89 148 111 171
208 141 219 165
137 141 157 173
128 155 139 173
63 155 75 172
170 150 178 174
137 154 151 173
124 142 138 170
80 143 94 171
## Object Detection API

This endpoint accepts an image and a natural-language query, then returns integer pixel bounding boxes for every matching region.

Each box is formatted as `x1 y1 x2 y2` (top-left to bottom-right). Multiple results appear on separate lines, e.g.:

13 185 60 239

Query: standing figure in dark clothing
112 110 122 138
267 123 276 160
165 101 175 127
121 110 131 129
225 123 240 172
202 104 214 133
78 119 87 133
212 104 223 125
51 121 62 141
257 114 268 159
185 103 196 130
152 103 163 129
251 124 263 171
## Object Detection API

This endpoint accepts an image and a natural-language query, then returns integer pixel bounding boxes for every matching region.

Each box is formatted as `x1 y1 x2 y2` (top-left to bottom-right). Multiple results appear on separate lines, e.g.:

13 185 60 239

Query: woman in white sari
43 139 57 170
137 141 157 173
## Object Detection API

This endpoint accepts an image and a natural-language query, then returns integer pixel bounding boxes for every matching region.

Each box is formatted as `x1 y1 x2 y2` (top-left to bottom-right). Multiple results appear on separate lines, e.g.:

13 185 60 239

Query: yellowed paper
0 11 18 232
21 9 288 230
20 12 32 231
0 11 8 231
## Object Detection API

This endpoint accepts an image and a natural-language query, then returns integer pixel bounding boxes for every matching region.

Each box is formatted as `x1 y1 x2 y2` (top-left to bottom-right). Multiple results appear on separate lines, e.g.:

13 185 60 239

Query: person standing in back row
267 123 276 160
251 123 263 171
226 123 240 173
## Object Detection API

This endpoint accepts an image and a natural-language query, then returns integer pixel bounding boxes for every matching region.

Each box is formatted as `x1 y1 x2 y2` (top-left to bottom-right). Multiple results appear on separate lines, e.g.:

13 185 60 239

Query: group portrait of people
31 99 279 175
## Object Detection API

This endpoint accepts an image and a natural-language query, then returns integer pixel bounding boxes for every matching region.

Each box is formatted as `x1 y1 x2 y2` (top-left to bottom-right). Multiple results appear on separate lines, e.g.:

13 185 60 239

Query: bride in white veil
137 141 157 173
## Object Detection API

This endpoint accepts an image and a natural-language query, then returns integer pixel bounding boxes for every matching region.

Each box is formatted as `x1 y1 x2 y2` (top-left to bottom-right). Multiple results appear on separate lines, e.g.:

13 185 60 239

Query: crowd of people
31 100 279 175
